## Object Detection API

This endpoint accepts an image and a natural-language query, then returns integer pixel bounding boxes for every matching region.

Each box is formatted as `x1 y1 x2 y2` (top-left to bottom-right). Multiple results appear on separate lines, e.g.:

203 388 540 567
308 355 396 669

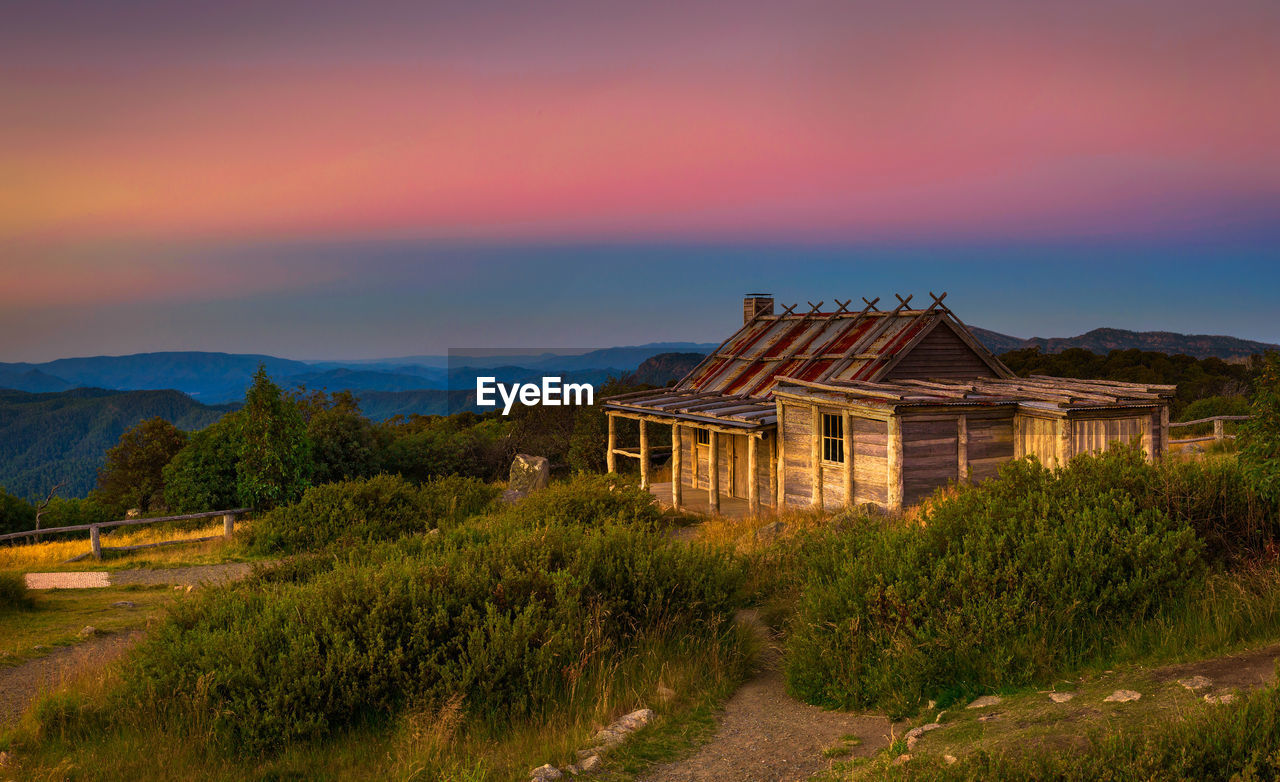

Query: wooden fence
0 508 250 561
1168 415 1252 445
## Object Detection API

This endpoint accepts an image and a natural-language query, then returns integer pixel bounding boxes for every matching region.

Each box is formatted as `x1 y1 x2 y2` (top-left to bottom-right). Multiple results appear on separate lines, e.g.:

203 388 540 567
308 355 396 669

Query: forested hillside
0 388 232 500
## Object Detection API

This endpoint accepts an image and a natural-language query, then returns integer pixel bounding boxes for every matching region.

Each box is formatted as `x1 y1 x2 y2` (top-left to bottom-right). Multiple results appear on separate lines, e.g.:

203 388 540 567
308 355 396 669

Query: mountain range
0 329 1273 406
970 327 1277 361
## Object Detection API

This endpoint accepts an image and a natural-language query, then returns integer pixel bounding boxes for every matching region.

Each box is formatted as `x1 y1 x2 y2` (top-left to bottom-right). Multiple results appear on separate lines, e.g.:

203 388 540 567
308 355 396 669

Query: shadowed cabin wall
676 426 774 507
899 408 1015 507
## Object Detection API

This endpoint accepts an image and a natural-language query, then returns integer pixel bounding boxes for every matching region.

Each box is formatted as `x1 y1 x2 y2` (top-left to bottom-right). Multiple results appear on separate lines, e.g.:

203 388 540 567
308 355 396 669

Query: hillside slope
0 388 232 501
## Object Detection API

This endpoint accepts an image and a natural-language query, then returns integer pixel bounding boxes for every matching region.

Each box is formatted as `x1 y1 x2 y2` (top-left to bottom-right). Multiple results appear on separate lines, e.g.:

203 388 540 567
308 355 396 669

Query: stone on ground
530 763 562 781
1104 689 1142 703
966 695 1002 709
905 722 942 749
1205 692 1237 705
1049 692 1076 703
78 626 98 638
1178 675 1212 691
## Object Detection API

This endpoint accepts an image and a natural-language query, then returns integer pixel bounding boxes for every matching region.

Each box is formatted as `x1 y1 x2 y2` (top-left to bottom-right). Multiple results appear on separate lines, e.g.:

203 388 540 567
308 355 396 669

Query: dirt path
109 562 253 587
25 562 256 590
0 631 143 729
638 612 895 782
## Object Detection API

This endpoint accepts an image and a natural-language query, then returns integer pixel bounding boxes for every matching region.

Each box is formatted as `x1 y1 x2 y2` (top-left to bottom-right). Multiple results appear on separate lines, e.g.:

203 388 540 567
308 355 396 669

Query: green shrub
1241 352 1280 504
786 448 1205 715
490 474 663 528
119 521 745 753
246 474 498 554
0 570 32 611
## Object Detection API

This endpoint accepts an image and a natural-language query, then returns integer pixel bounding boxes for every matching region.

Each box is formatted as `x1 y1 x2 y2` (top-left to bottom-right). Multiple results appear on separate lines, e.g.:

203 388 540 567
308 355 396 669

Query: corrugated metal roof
675 293 1011 399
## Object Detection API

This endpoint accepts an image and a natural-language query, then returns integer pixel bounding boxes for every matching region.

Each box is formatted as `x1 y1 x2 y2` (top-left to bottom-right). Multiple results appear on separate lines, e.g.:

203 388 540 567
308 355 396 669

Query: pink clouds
1 1 1276 244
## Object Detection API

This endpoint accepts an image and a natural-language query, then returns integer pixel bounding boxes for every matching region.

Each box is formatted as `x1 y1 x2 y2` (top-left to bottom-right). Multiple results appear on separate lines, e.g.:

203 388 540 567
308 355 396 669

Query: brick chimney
743 293 774 324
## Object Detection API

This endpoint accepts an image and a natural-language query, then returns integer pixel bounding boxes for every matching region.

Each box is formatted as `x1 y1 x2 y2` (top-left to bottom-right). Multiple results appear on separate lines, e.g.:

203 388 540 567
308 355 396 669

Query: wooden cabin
602 294 1175 515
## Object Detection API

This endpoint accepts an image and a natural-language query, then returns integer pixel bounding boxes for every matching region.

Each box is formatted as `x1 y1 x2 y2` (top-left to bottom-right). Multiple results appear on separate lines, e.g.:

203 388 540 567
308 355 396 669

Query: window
822 413 844 463
695 428 710 445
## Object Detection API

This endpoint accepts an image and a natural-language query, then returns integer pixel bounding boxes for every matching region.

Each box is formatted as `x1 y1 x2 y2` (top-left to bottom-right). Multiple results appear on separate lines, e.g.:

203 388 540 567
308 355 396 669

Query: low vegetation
2 476 753 781
244 473 498 554
0 570 31 613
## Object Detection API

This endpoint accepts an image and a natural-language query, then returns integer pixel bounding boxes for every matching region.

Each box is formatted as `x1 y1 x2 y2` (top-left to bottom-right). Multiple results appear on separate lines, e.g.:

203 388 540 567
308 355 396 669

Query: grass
0 585 173 667
813 655 1264 780
0 522 257 572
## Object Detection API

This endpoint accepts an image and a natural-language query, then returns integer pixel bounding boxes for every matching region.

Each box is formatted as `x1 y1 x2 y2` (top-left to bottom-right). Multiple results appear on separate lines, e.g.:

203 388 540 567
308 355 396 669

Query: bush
246 474 499 554
1241 352 1280 504
0 571 32 611
489 474 663 529
786 448 1205 715
119 520 746 753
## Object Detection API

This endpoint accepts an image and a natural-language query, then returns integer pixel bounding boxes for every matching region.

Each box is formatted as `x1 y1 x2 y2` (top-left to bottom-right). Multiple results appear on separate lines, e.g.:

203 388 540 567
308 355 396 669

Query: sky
1 0 1277 361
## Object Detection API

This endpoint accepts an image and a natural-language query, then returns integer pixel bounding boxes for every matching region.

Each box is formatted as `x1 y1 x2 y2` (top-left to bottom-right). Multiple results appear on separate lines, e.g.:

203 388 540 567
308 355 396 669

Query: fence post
90 525 101 560
1214 419 1225 442
223 513 237 539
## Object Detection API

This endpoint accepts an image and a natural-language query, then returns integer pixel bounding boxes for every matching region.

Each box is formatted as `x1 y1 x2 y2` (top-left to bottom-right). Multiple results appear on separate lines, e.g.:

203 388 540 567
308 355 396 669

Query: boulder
530 763 563 781
507 454 550 501
1103 689 1142 703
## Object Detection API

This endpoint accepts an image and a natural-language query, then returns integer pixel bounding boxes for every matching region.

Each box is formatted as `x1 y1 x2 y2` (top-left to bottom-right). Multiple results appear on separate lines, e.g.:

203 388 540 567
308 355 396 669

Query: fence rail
1168 415 1252 445
0 508 251 560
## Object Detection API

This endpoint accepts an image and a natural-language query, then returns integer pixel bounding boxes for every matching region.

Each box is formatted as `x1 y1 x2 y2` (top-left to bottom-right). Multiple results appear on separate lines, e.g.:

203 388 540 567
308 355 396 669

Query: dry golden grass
0 523 236 572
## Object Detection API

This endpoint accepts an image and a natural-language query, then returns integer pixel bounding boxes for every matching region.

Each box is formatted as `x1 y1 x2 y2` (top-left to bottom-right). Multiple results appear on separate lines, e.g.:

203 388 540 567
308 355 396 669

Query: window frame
694 428 710 446
821 412 845 464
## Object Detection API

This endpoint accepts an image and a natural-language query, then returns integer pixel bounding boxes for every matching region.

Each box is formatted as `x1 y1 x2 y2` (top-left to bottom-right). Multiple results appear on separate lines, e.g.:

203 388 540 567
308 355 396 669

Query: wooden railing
0 508 250 561
1168 415 1252 445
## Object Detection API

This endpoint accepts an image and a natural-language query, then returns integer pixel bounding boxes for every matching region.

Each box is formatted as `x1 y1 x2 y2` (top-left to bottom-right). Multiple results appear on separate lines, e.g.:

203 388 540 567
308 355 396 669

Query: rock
966 695 1002 709
112 601 136 608
1178 675 1212 691
905 723 942 749
578 754 602 773
944 754 958 765
1049 692 1076 703
508 454 551 498
977 713 1001 722
755 521 786 541
1205 692 1236 705
615 708 653 731
78 626 98 638
590 708 654 749
892 753 911 765
1104 689 1142 703
530 763 563 781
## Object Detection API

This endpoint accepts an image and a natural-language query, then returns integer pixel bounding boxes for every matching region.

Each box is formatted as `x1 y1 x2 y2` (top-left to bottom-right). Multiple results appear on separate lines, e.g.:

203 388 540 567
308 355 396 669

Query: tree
1240 352 1280 503
163 413 243 512
236 368 312 510
0 487 35 536
299 390 381 485
93 418 188 515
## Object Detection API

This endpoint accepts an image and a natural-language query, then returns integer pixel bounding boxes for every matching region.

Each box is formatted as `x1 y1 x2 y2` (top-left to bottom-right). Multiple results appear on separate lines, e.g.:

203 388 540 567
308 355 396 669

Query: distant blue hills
0 343 721 405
